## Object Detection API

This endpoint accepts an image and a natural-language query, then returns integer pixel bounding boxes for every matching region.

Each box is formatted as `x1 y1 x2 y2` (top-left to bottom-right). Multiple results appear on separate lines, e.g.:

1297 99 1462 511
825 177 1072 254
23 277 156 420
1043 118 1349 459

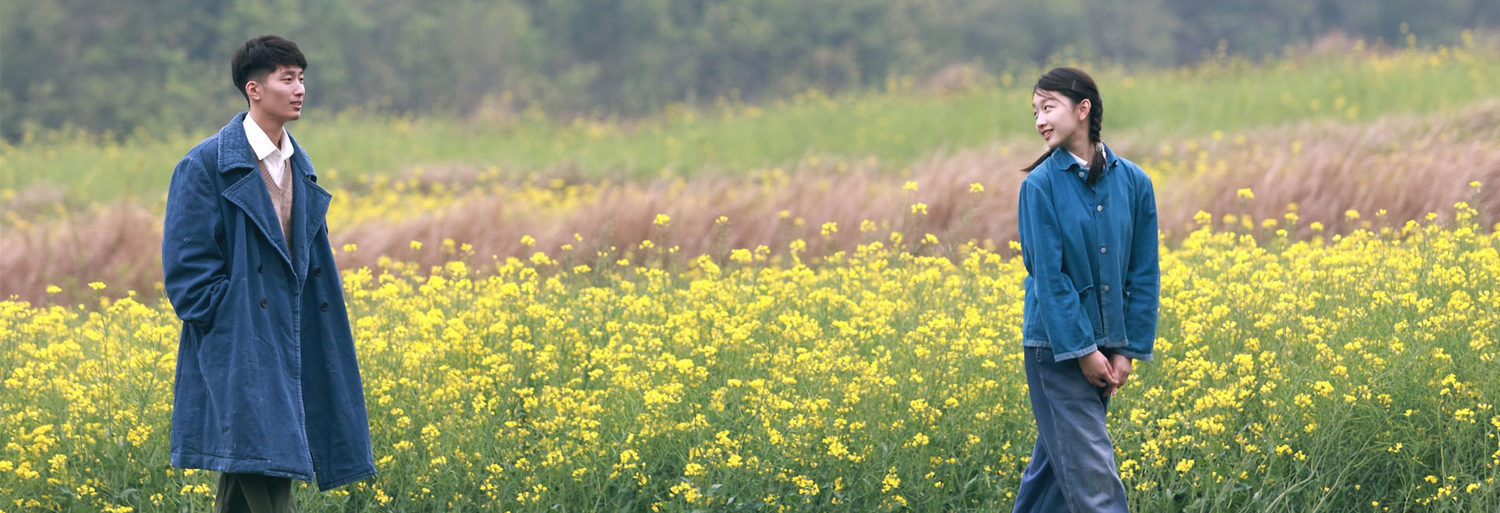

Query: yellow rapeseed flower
4 189 1498 510
821 222 838 237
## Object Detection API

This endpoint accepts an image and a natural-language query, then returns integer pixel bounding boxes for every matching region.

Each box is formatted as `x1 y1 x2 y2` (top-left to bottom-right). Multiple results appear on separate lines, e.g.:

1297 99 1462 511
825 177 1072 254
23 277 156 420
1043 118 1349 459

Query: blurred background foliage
2 0 1496 141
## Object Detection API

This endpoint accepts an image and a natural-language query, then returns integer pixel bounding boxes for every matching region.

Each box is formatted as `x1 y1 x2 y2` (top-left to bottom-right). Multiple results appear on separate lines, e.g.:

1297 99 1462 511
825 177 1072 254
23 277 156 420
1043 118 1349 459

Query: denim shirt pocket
1076 284 1104 339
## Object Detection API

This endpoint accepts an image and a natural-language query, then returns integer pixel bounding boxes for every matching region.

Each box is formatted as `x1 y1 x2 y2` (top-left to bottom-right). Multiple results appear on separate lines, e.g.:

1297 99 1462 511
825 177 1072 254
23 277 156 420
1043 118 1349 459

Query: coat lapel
290 144 330 286
217 113 294 269
222 172 294 268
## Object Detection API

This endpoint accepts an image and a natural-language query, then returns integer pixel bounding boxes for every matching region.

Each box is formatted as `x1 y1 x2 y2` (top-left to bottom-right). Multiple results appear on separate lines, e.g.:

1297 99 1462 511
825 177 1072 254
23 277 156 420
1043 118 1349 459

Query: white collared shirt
1067 150 1089 168
243 115 296 187
1066 144 1108 168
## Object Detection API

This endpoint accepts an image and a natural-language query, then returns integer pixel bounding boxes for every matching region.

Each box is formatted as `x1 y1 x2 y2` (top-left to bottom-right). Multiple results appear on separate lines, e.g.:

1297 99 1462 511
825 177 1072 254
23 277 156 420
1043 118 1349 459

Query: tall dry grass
347 100 1499 272
4 105 1496 303
0 202 162 301
342 146 1031 271
1153 100 1500 237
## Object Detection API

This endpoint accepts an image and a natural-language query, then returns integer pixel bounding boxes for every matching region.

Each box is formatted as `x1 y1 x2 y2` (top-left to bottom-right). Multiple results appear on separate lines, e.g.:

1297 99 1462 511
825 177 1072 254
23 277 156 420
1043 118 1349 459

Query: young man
162 35 375 512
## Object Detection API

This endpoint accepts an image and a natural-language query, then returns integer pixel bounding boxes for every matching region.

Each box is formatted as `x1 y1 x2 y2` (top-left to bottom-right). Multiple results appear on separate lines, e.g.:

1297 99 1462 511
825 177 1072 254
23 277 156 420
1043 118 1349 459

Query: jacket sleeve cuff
1116 339 1154 361
1113 347 1153 361
1051 344 1099 362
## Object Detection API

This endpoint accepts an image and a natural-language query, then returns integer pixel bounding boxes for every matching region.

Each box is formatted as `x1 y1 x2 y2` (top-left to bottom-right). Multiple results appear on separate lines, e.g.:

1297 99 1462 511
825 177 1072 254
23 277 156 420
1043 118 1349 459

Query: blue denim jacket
1018 144 1159 361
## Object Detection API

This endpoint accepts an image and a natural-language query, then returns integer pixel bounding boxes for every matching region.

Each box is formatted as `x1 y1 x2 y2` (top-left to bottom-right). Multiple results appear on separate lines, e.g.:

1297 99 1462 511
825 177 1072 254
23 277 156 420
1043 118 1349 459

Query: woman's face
1032 89 1089 150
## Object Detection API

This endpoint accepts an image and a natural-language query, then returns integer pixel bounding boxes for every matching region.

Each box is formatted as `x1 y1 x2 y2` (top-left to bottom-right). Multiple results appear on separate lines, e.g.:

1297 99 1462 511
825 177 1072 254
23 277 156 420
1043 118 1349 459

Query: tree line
2 0 1494 141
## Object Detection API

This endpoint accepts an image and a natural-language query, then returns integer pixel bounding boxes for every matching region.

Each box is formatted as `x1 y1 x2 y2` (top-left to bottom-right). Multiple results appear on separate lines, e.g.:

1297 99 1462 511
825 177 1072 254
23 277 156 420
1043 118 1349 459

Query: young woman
1012 67 1159 513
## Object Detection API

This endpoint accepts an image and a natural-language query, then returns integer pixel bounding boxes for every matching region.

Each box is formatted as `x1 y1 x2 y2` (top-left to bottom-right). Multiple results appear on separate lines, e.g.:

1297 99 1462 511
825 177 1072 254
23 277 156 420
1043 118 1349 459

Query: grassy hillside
3 45 1498 214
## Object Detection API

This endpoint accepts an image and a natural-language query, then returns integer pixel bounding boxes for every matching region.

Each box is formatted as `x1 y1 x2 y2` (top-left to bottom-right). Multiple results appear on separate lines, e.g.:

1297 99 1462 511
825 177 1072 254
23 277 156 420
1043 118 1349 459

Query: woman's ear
1076 98 1092 121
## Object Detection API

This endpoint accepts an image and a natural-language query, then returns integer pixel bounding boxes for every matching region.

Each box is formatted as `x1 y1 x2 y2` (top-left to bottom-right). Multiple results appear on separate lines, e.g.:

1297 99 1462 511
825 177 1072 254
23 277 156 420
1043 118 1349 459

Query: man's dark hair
230 35 307 102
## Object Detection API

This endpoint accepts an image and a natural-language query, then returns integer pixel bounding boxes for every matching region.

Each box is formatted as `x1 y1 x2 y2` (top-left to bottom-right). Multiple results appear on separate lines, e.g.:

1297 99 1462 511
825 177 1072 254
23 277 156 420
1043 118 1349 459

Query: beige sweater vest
258 160 293 243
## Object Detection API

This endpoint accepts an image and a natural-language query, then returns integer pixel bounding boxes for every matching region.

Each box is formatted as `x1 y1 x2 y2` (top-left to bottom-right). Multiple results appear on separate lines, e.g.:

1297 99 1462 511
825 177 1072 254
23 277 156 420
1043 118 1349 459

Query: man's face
248 65 305 124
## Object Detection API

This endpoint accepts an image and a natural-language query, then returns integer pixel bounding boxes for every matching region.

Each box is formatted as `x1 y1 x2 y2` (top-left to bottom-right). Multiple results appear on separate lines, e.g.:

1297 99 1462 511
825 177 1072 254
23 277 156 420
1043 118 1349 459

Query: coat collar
1045 141 1121 173
216 112 318 182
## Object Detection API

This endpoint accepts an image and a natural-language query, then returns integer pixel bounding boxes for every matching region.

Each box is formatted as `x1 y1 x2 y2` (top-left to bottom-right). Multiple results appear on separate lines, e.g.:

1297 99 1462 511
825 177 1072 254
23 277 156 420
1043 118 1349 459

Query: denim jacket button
1077 171 1086 179
1102 285 1110 292
1100 246 1108 254
1096 204 1103 211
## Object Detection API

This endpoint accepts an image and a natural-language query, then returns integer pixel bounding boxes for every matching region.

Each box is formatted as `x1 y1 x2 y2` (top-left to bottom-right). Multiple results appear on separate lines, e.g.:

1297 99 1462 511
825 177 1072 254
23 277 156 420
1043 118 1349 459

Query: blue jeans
1012 346 1129 513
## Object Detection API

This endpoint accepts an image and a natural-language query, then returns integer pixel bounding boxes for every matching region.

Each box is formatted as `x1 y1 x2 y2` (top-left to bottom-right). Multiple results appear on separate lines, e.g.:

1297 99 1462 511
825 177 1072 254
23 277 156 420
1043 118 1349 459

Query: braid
1088 103 1103 145
1022 147 1055 172
1085 97 1105 186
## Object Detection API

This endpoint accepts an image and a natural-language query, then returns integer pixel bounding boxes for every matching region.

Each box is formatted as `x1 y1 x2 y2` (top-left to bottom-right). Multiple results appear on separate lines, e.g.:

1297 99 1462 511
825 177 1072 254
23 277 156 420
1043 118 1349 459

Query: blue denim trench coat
162 113 375 490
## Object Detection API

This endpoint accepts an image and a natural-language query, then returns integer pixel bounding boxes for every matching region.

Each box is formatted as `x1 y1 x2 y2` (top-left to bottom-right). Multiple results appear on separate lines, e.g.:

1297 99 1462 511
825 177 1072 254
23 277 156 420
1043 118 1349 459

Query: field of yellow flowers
2 194 1496 511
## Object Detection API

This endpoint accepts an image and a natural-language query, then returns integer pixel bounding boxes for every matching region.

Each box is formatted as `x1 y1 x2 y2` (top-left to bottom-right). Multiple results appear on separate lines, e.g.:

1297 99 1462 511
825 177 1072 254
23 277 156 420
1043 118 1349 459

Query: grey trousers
1012 346 1130 513
215 473 296 513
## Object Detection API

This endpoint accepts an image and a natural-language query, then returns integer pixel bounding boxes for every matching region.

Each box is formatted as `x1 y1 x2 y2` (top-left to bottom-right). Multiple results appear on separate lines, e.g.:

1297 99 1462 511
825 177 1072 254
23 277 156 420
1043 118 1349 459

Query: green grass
3 46 1498 212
